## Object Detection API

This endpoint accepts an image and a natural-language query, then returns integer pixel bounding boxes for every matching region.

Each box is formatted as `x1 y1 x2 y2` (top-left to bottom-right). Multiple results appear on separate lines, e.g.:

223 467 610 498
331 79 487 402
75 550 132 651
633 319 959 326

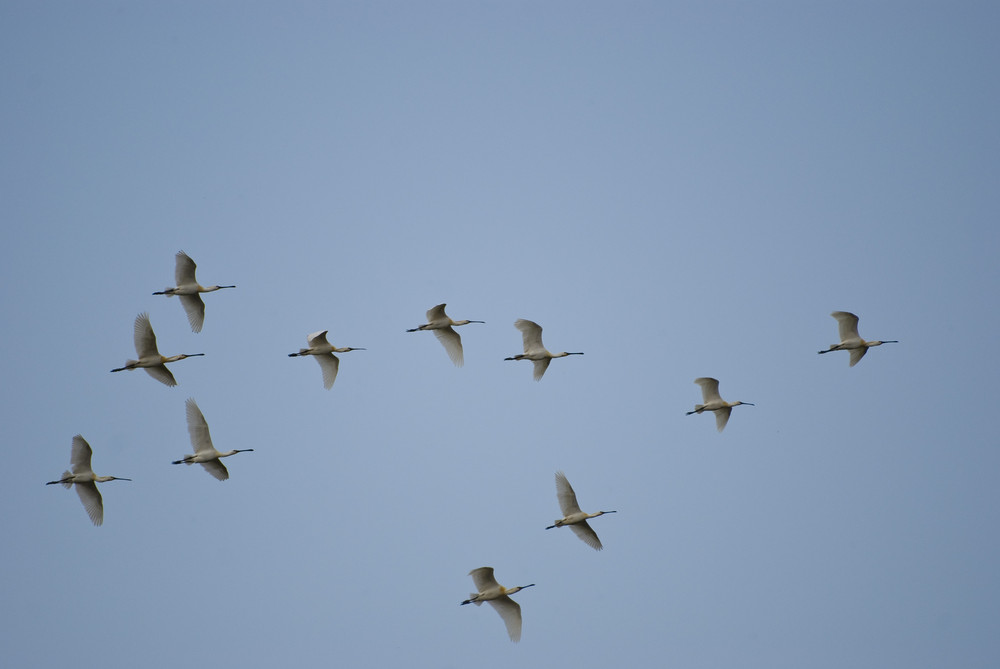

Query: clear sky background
2 2 998 668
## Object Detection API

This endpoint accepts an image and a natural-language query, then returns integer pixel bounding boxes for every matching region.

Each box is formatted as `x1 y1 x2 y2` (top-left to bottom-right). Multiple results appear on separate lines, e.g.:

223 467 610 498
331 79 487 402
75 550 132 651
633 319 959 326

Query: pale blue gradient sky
2 3 999 668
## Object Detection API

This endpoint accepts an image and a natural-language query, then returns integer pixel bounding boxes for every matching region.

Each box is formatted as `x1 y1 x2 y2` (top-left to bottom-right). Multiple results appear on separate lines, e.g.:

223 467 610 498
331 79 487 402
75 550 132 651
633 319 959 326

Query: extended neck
166 353 205 362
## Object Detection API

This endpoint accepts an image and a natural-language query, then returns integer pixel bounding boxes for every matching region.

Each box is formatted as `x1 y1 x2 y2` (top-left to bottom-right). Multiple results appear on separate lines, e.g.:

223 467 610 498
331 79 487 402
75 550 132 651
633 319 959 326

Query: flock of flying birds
46 251 899 642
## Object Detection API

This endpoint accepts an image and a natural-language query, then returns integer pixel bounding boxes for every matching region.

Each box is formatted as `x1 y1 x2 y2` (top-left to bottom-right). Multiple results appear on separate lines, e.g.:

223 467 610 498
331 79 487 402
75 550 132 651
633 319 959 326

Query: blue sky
2 2 999 667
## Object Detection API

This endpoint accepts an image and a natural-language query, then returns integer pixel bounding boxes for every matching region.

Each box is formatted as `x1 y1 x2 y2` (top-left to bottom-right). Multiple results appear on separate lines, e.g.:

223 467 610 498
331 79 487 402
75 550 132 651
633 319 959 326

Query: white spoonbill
153 250 235 333
686 377 754 432
546 471 616 550
406 303 484 367
818 311 898 367
46 435 130 526
110 312 204 386
288 330 365 389
172 398 253 480
504 318 583 380
461 567 535 642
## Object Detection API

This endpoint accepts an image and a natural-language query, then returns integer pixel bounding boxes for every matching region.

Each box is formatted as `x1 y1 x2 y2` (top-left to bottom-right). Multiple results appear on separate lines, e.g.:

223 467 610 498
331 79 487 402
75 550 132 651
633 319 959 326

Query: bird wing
426 303 448 322
849 347 868 367
514 319 544 353
134 312 160 357
175 251 198 285
307 330 331 347
569 520 603 551
75 481 104 526
487 596 523 642
714 406 732 432
200 459 230 481
433 327 464 367
144 365 178 387
185 398 215 454
531 358 551 381
694 377 722 403
832 311 860 342
314 353 340 389
70 435 94 475
179 294 206 333
469 567 500 592
554 471 583 516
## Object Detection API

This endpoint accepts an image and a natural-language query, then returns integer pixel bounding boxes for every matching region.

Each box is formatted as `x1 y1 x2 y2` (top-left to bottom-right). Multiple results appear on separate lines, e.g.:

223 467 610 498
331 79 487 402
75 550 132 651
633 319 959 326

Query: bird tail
686 405 705 415
111 359 138 372
59 470 73 488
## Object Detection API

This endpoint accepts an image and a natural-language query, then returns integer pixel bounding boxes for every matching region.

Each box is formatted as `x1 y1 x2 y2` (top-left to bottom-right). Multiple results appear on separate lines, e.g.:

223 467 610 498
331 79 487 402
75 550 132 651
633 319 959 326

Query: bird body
46 435 130 526
545 471 616 550
686 377 754 432
505 319 583 380
289 330 365 389
172 398 253 480
461 567 535 642
153 251 235 332
406 303 483 367
110 312 203 386
818 311 898 366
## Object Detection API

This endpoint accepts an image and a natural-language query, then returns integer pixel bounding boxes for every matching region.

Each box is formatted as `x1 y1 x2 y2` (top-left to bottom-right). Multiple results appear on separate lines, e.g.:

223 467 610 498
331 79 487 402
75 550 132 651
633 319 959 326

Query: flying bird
818 311 898 366
110 312 204 386
172 398 253 480
504 319 583 380
406 303 483 367
686 377 754 432
46 435 130 526
289 330 365 389
545 471 616 550
461 567 535 642
153 250 235 332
